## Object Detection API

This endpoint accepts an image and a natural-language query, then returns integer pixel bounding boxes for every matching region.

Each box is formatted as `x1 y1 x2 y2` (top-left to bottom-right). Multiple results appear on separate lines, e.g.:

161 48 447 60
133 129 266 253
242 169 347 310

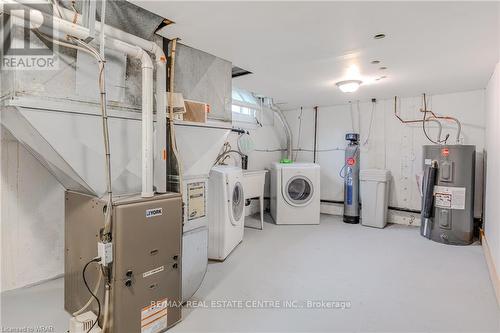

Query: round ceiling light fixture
371 60 380 64
379 66 387 70
336 80 362 93
374 33 386 39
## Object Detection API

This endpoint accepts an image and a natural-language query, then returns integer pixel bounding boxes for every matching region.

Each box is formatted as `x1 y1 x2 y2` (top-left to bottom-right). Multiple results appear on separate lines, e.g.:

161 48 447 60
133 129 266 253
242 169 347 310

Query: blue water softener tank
344 133 360 223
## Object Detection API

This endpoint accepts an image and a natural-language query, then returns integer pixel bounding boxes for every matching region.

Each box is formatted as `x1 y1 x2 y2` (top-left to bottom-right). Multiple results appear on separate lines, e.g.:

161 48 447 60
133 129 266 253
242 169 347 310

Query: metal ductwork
266 98 293 161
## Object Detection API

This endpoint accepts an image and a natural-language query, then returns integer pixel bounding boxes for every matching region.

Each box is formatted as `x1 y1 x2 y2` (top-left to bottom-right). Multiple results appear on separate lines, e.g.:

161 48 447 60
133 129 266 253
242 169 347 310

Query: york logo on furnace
146 208 163 218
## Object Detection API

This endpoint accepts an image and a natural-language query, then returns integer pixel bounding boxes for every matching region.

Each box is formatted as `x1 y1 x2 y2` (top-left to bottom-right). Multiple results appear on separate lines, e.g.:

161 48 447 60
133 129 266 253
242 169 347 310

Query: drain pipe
4 1 155 197
267 99 293 161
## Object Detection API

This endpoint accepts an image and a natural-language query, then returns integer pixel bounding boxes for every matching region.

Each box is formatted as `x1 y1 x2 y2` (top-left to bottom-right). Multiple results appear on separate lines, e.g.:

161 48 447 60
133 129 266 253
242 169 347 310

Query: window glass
232 87 260 123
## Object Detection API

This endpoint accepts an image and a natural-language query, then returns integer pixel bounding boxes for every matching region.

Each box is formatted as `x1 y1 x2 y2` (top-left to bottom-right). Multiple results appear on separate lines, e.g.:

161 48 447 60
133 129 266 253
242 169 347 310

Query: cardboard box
183 100 210 123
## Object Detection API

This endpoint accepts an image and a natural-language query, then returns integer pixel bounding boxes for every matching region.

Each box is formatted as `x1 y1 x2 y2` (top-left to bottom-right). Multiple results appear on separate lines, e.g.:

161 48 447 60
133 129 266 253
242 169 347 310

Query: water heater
420 145 475 245
344 133 360 223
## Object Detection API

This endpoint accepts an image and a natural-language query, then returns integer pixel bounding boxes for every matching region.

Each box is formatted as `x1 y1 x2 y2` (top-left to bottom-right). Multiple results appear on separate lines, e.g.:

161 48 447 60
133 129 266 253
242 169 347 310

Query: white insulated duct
3 0 157 197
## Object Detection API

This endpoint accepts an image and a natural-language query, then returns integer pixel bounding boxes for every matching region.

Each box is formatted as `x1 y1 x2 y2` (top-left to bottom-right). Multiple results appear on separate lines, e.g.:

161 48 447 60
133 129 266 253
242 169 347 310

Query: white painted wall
484 61 500 274
1 129 65 291
223 106 286 195
283 90 485 214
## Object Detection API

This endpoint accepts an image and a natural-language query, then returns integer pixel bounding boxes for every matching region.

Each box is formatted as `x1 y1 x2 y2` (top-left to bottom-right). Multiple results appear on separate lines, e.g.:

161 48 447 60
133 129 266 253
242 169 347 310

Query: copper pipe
419 94 461 143
394 96 426 123
394 96 444 142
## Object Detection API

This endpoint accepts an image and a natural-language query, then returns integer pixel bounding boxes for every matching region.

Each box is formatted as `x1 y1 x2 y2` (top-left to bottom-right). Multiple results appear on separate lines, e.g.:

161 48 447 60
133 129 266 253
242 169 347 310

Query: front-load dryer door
228 180 244 226
283 175 314 207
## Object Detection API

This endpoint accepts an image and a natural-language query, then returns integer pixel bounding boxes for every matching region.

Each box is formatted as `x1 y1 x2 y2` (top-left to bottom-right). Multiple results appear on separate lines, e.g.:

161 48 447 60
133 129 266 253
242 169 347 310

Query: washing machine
208 165 245 260
270 162 321 224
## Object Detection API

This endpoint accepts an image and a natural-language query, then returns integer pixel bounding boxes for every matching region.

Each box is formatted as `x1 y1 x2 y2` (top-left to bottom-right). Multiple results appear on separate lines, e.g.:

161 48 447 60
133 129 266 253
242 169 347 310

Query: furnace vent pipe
267 99 293 161
106 39 155 197
4 0 155 197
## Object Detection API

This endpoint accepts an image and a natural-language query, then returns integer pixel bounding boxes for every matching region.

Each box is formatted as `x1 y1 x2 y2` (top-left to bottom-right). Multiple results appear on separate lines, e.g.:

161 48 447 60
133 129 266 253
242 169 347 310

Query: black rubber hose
83 258 102 333
422 161 438 218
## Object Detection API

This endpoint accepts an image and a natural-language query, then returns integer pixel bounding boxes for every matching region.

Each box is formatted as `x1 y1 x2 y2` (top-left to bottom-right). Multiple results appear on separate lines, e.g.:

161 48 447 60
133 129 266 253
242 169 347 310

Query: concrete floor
2 214 499 332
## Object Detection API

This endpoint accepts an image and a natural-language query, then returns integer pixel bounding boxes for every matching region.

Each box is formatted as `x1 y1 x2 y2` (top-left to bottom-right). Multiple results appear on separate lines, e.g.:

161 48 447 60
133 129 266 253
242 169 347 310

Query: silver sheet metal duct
68 0 166 41
1 107 96 195
267 98 293 161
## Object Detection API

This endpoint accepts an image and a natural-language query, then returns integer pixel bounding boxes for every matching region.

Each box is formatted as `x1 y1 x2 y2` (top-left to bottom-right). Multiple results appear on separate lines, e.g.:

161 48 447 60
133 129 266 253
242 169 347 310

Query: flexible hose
445 116 461 143
425 118 445 143
72 269 103 317
82 258 101 333
213 150 246 166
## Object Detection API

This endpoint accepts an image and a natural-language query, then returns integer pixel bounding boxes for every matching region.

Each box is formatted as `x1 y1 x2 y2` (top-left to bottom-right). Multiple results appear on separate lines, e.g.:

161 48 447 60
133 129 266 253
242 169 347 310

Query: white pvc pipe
4 0 156 197
105 38 155 197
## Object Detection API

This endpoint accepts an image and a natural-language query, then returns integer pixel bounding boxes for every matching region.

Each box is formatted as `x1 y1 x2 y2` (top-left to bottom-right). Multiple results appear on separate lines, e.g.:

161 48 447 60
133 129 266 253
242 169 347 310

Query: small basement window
232 87 260 124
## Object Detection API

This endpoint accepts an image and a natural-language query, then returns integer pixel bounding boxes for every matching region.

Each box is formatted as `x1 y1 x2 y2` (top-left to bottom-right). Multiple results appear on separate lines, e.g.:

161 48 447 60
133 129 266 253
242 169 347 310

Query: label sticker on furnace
434 186 466 210
143 266 164 278
187 182 206 221
141 298 168 333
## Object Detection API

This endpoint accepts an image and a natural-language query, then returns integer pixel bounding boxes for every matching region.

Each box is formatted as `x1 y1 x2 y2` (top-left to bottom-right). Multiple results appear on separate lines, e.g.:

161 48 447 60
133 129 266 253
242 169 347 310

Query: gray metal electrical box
420 145 475 245
65 191 183 332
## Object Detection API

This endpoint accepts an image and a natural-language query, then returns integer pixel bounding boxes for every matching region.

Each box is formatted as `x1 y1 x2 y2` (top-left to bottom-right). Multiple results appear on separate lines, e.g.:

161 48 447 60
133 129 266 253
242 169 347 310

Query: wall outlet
97 242 113 266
